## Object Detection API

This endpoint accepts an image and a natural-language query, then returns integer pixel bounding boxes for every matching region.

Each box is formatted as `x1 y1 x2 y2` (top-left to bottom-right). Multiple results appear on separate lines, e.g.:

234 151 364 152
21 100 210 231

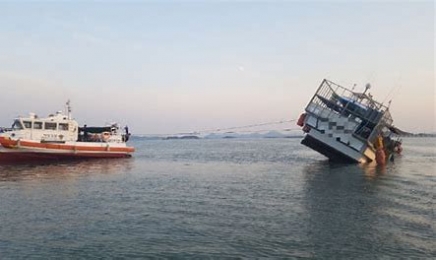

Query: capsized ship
0 101 134 162
297 79 402 164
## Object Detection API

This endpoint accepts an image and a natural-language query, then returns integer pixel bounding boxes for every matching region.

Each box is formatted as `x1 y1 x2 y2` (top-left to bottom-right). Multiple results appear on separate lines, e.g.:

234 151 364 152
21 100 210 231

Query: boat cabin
2 110 129 144
9 112 79 143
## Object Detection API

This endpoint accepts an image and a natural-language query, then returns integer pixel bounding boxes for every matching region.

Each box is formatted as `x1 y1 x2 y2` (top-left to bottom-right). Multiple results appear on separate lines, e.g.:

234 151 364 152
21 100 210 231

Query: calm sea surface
0 138 434 259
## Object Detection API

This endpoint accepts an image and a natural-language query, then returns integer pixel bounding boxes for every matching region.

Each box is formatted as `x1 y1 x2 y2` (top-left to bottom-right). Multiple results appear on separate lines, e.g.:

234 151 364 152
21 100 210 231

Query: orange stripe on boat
0 137 133 154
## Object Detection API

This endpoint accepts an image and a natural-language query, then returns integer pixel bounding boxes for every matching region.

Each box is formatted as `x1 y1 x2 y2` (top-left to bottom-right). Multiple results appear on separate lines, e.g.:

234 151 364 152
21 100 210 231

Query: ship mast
65 100 72 120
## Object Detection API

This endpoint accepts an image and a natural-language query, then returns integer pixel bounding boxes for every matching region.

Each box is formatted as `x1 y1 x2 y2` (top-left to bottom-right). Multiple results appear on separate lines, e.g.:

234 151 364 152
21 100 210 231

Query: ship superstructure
297 79 402 164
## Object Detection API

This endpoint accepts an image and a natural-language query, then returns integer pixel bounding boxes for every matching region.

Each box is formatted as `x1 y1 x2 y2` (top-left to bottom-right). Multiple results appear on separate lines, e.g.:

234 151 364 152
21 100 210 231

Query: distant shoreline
131 134 436 140
403 133 436 138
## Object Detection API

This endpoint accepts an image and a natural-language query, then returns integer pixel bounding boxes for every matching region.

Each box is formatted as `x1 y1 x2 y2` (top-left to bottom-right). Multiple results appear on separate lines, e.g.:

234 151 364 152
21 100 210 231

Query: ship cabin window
44 122 57 130
11 120 24 130
33 122 43 130
59 123 69 131
23 121 32 129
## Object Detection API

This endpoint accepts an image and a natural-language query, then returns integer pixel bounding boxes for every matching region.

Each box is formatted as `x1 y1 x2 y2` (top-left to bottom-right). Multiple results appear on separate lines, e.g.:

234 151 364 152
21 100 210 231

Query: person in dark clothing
123 125 130 142
83 124 88 141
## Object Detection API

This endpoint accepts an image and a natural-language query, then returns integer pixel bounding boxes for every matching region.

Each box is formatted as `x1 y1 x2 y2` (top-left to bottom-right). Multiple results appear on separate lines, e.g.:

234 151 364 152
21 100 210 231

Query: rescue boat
0 101 134 162
297 79 403 164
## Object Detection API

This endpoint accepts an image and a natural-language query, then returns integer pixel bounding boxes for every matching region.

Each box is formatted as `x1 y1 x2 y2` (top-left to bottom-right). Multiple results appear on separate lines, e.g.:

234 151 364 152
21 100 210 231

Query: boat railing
0 127 13 133
366 111 394 143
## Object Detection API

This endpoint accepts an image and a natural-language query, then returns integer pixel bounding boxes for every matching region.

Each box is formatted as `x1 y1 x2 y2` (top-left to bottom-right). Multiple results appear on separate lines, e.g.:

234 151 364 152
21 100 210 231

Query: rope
174 119 298 135
382 75 402 106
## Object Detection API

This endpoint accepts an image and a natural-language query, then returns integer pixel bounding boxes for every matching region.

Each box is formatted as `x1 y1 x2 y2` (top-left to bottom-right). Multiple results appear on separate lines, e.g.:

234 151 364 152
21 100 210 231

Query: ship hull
300 116 375 164
0 150 131 163
0 137 133 163
301 134 361 163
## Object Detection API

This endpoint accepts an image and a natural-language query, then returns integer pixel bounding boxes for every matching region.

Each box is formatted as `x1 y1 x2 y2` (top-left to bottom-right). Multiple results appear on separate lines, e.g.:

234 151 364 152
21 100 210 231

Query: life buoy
375 136 386 165
394 143 403 154
397 145 403 154
102 132 111 142
297 113 306 127
376 148 386 165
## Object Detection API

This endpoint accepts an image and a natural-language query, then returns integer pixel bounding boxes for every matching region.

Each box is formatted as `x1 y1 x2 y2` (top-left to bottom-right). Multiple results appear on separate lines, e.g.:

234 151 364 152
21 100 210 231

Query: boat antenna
351 84 356 91
66 100 72 119
363 83 371 95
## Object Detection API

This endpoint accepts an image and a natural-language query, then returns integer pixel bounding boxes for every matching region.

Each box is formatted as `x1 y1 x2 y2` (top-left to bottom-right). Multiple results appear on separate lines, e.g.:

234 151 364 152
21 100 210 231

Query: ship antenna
66 100 72 119
351 84 358 101
363 83 371 95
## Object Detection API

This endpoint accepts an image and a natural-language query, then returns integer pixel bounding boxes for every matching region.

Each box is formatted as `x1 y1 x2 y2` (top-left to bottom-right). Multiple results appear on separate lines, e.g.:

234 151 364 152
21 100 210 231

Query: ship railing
366 112 395 143
307 80 392 120
0 127 13 133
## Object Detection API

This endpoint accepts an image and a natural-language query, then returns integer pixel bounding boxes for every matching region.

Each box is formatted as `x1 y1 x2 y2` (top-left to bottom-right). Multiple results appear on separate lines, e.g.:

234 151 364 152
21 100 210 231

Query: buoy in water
375 136 386 165
297 113 306 127
376 148 386 165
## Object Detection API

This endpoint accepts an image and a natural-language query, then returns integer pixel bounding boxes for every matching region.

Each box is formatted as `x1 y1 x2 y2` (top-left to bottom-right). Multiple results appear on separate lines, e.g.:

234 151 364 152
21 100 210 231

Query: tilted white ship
297 79 402 164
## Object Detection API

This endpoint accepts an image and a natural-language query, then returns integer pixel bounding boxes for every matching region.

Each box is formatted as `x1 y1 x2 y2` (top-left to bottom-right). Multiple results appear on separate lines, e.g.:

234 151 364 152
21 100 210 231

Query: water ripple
0 138 435 258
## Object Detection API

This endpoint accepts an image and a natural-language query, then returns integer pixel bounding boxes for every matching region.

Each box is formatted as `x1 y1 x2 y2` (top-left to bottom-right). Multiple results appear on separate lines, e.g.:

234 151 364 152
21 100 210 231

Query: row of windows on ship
12 120 72 131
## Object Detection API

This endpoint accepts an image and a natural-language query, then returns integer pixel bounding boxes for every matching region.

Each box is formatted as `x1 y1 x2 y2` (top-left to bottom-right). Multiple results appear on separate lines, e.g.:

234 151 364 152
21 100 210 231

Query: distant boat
0 101 134 163
297 79 402 164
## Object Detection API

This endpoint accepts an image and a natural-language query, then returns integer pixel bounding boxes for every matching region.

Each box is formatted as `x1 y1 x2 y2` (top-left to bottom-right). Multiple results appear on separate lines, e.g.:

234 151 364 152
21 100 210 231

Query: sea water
0 138 434 258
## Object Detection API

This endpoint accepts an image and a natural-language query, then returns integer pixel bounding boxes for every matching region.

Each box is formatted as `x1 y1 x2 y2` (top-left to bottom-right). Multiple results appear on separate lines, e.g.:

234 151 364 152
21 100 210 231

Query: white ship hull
298 79 401 164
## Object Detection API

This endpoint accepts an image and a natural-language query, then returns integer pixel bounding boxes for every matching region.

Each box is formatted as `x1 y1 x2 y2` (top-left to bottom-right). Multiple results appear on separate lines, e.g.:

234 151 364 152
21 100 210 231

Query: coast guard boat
297 79 402 164
0 101 134 162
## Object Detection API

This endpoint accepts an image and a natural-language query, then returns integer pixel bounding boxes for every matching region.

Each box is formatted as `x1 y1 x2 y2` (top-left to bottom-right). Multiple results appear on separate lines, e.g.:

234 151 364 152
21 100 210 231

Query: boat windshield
11 120 24 130
339 96 368 110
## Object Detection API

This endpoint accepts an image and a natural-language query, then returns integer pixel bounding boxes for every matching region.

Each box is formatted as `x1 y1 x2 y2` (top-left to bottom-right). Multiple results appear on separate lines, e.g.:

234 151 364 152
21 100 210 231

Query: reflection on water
0 158 134 182
0 138 434 258
303 162 380 258
302 153 435 258
359 163 388 180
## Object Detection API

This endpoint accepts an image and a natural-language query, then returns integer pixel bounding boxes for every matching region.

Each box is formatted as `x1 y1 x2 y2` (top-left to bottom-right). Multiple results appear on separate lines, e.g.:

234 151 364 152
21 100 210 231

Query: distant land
132 130 303 140
405 133 436 137
131 131 436 140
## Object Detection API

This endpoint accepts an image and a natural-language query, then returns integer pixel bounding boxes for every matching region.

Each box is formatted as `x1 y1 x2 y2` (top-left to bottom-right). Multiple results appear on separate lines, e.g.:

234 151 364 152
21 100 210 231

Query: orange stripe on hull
0 137 134 160
0 151 131 164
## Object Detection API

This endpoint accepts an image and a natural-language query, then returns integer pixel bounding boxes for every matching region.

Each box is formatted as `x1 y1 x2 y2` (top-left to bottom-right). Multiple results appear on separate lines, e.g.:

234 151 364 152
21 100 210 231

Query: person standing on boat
124 125 130 142
83 124 88 141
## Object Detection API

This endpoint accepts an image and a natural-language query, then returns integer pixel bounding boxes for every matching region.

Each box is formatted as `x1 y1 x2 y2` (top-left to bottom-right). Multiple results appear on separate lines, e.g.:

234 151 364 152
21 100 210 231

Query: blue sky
0 1 434 134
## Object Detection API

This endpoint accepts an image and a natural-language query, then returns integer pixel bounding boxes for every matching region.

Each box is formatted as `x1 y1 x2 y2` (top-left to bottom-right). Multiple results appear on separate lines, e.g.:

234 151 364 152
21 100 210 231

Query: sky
0 1 434 134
